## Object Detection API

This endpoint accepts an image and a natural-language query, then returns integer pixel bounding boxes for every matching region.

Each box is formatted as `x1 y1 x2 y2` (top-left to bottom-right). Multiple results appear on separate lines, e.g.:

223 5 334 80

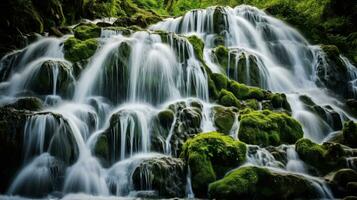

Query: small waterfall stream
1 4 357 200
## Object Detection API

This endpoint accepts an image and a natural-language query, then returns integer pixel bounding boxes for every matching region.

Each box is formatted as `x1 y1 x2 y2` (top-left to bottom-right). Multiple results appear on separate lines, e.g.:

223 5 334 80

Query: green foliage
238 109 303 146
64 37 98 63
181 131 246 197
295 138 346 174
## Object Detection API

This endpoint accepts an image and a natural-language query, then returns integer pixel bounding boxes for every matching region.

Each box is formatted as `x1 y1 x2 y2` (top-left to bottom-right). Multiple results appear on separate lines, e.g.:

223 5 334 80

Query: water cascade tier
0 4 357 200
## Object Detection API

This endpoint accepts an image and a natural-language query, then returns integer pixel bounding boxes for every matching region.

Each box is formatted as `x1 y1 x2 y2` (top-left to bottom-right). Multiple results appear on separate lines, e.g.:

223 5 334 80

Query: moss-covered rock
213 47 265 87
180 132 246 197
0 108 29 192
158 101 203 155
0 108 79 192
99 41 131 104
228 81 268 101
157 109 175 129
326 168 357 198
212 106 236 134
73 23 101 40
213 45 230 70
26 60 76 97
238 109 303 146
208 166 324 199
211 73 229 91
64 36 98 63
218 89 241 108
187 35 205 62
93 134 109 166
299 95 342 131
132 156 186 198
343 121 357 147
94 109 145 165
213 6 228 34
296 138 347 174
3 97 43 111
317 45 353 98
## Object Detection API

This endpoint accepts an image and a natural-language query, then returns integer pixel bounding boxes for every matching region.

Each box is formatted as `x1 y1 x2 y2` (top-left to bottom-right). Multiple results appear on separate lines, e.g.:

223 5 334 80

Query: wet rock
296 139 348 174
181 132 246 197
343 121 357 147
299 95 343 131
100 41 131 104
316 45 352 98
3 97 43 111
26 60 75 97
212 106 236 134
326 168 357 198
0 108 29 192
132 156 186 198
166 101 203 155
213 7 228 34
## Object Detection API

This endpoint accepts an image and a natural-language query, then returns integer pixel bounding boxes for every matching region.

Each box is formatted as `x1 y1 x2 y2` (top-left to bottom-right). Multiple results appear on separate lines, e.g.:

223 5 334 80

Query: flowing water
1 4 357 199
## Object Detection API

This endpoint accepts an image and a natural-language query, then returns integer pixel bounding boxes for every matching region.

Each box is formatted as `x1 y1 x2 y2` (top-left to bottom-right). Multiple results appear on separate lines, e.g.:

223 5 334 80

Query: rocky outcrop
132 156 186 198
180 132 246 197
209 166 329 199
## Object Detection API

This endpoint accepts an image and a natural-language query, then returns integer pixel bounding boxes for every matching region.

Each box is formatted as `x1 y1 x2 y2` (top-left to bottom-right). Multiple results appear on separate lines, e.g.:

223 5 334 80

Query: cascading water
1 4 357 200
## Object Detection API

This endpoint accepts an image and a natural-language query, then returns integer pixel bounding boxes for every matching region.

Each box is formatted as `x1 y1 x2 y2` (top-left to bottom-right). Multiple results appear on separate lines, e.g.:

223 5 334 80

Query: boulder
238 109 304 146
212 106 236 134
296 138 347 174
180 132 246 197
209 166 328 199
132 156 186 198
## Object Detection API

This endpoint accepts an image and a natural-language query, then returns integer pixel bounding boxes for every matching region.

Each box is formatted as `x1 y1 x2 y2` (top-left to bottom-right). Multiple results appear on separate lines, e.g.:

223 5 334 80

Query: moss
212 106 236 134
244 99 260 110
4 97 43 111
94 134 109 166
208 77 219 100
27 60 75 97
342 121 357 148
187 35 205 62
213 6 228 34
181 131 246 197
73 23 101 40
213 45 230 70
321 45 341 58
64 37 98 63
229 81 250 99
157 109 175 129
208 166 320 199
211 73 228 91
228 81 267 101
218 89 241 108
238 109 303 146
271 93 291 111
296 138 346 174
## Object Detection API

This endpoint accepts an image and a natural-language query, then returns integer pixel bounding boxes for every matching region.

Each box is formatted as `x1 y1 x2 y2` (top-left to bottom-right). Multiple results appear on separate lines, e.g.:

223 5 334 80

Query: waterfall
3 4 357 199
